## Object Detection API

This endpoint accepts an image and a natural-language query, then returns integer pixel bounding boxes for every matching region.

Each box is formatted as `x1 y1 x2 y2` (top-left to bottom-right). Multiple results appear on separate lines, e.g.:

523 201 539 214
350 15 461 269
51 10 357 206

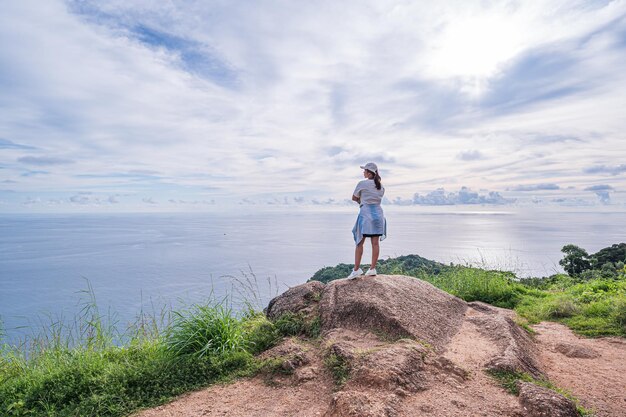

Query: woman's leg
370 236 380 269
354 237 366 270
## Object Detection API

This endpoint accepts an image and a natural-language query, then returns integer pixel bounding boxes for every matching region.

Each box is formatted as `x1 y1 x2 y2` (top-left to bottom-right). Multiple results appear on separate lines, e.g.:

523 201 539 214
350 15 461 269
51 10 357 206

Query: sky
1 0 625 212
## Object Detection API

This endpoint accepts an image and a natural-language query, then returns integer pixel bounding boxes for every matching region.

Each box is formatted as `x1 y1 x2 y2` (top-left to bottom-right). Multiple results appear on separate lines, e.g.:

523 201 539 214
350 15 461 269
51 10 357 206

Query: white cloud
410 187 515 206
507 183 560 192
1 0 625 211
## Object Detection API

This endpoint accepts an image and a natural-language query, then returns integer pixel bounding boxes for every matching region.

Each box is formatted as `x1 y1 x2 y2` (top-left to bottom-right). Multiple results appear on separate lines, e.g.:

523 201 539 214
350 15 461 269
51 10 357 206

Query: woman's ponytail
365 168 382 190
374 172 382 190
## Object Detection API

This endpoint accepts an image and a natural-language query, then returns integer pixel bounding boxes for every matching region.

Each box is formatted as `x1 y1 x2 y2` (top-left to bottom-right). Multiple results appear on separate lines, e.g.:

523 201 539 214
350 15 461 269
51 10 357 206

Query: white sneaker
347 268 363 279
365 268 377 276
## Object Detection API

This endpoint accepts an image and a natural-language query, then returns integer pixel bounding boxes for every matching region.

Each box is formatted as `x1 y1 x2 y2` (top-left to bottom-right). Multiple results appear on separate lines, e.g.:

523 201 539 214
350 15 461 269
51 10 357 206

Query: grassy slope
0 302 277 417
1 255 624 416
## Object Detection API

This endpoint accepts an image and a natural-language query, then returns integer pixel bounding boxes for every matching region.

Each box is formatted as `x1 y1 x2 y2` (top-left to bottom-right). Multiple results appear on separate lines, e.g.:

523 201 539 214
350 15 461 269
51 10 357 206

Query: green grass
421 266 536 309
0 278 330 417
0 285 280 417
324 352 351 387
514 278 626 337
273 313 321 339
165 303 247 358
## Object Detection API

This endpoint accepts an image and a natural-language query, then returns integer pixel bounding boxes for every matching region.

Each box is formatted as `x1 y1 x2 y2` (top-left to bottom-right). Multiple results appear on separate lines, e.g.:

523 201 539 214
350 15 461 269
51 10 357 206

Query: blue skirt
352 204 387 245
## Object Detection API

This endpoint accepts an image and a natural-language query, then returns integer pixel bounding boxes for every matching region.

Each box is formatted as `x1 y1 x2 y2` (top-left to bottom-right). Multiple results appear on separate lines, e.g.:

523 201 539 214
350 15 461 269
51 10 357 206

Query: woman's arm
352 195 360 204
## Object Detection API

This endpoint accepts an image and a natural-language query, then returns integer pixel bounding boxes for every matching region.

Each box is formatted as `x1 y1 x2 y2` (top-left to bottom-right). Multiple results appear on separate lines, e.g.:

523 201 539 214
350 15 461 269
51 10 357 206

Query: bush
165 304 246 358
273 313 321 339
542 296 580 319
324 353 351 386
582 299 613 317
424 266 524 309
309 263 355 283
308 255 450 283
241 313 279 355
612 297 626 332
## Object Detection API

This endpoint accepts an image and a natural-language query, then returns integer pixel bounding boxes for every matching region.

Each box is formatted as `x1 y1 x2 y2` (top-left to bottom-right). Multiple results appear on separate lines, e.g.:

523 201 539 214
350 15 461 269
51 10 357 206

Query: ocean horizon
1 207 625 345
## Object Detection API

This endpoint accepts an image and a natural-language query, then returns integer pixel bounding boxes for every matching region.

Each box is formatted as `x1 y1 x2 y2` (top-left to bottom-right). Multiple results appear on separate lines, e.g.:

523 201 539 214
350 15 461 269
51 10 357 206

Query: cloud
584 184 614 204
167 198 215 205
409 187 515 206
551 197 594 206
1 1 626 211
584 184 614 191
583 164 626 175
311 198 337 205
22 197 42 206
69 193 90 204
130 25 239 89
18 156 74 166
0 138 36 150
142 197 157 204
507 183 560 191
595 191 611 204
480 45 585 115
456 150 485 161
20 170 49 177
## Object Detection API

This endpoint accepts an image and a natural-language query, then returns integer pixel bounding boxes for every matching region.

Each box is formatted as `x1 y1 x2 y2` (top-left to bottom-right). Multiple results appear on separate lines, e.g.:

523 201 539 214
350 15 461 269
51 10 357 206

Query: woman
347 162 387 279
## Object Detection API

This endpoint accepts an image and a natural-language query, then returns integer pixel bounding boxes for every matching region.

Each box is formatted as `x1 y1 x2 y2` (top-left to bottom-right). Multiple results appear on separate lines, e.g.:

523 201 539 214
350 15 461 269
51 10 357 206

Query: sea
1 207 625 345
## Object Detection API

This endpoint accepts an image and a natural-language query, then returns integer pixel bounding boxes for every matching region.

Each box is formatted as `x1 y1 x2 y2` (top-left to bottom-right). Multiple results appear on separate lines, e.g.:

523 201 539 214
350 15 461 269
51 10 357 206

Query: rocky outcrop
318 275 467 351
265 280 324 320
263 275 552 416
467 301 544 378
554 342 600 359
517 382 579 417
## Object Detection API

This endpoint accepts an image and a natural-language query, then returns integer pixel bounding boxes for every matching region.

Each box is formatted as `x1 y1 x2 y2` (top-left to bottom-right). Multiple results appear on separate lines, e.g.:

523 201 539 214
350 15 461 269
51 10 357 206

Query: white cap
360 162 378 173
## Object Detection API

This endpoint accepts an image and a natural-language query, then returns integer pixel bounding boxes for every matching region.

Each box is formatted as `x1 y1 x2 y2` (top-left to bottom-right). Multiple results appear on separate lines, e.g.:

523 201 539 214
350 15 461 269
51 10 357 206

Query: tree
590 243 626 269
559 244 591 277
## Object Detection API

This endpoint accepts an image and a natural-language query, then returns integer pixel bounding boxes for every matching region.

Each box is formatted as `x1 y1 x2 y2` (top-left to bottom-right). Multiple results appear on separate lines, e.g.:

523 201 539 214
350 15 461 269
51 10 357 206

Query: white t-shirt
353 179 385 205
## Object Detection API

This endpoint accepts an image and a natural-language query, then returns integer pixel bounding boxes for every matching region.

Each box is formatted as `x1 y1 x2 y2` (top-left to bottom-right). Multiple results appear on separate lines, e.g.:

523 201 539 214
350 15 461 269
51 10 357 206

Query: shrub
309 264 355 283
563 316 622 337
324 353 351 386
165 304 246 358
424 266 524 308
582 299 613 317
542 296 579 319
241 313 279 355
612 297 626 332
273 313 321 339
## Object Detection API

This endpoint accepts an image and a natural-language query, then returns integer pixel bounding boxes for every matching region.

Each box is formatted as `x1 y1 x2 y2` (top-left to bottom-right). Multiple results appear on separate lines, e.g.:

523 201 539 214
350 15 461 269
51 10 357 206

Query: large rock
326 390 399 417
319 275 468 351
266 280 325 320
554 342 600 359
517 382 579 417
468 301 543 378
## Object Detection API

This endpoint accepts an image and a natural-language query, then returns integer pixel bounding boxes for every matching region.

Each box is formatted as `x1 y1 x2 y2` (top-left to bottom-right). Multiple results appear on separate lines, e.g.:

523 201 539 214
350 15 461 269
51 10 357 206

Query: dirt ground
134 319 626 417
135 342 335 417
531 321 626 417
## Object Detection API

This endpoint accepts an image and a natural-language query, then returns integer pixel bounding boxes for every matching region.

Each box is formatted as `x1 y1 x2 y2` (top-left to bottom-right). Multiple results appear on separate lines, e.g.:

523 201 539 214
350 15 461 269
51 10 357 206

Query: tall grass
0 279 282 417
423 267 626 337
515 278 626 336
165 303 247 358
423 266 532 308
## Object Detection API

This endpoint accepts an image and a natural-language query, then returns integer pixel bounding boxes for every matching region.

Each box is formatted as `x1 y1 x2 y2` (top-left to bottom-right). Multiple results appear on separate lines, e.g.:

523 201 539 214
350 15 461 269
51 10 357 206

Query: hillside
135 275 626 416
